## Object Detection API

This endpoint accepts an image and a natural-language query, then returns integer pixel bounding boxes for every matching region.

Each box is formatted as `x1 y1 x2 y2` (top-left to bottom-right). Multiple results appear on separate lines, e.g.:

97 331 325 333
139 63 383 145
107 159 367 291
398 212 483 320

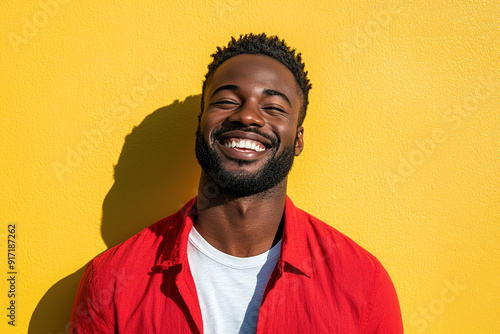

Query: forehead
206 54 301 102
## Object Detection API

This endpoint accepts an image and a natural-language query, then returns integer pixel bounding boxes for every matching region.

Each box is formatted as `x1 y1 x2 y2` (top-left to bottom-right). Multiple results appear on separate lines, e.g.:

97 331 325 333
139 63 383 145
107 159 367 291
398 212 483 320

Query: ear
295 126 304 156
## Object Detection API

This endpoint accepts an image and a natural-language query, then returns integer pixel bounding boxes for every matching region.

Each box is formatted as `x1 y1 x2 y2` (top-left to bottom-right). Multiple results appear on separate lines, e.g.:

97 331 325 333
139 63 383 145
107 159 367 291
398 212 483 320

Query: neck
194 172 287 257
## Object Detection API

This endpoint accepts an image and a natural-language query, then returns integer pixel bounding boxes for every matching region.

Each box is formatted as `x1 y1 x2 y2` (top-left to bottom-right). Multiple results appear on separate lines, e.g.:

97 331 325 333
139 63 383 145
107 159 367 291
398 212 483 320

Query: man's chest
112 270 367 334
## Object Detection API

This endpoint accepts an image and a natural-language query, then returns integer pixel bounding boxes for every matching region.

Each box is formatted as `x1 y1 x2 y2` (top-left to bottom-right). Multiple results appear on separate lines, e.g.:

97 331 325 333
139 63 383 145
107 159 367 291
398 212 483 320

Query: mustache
211 126 279 147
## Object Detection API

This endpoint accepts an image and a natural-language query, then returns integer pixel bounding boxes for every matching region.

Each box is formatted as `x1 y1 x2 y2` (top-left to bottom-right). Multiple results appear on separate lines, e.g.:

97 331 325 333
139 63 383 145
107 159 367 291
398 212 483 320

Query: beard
195 126 297 196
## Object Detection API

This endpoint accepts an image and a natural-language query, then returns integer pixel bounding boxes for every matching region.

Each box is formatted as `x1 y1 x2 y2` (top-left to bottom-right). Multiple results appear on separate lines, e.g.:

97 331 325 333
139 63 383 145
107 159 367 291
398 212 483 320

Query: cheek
199 113 220 142
275 122 297 145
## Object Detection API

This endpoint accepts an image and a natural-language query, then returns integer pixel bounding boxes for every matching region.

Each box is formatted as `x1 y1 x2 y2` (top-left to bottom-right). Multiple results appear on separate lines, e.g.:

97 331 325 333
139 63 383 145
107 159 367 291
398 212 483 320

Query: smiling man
71 33 403 333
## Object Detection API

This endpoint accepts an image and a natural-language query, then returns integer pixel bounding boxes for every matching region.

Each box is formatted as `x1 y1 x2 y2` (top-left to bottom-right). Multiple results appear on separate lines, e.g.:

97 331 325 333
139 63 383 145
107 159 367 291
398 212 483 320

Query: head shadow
101 95 201 247
28 95 201 334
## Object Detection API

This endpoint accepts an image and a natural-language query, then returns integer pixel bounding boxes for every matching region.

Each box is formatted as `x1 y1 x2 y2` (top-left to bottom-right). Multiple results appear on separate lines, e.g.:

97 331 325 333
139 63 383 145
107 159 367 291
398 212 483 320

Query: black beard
195 126 296 196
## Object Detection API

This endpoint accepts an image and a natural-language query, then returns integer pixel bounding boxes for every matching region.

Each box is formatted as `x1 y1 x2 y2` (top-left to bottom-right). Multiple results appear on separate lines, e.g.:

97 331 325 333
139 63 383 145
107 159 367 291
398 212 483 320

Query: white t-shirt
187 226 281 334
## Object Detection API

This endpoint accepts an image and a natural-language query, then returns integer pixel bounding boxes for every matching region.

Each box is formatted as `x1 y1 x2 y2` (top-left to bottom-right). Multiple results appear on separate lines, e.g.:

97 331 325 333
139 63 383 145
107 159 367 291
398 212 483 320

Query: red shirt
70 196 403 333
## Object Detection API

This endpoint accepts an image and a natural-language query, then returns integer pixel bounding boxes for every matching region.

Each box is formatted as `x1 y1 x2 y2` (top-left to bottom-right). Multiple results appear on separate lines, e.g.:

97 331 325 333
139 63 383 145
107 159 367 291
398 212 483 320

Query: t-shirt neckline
188 226 282 269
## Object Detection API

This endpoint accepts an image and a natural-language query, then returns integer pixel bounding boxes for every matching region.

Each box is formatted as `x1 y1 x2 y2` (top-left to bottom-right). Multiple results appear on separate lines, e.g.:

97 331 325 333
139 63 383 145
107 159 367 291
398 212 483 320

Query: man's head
196 34 312 196
200 33 312 126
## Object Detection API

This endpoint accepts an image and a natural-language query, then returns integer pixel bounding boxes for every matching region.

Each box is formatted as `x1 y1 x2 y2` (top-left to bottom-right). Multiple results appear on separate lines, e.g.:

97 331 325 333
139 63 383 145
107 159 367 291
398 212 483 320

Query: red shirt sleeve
363 263 404 333
70 260 114 334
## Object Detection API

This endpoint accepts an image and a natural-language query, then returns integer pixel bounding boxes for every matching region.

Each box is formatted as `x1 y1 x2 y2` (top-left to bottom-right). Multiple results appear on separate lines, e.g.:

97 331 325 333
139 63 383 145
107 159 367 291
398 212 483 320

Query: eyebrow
209 85 292 107
263 89 291 107
209 85 240 98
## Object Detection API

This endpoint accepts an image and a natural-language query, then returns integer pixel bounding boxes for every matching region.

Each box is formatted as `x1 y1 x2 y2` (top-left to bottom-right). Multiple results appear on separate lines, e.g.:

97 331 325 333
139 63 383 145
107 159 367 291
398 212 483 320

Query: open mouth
216 130 273 158
220 138 266 152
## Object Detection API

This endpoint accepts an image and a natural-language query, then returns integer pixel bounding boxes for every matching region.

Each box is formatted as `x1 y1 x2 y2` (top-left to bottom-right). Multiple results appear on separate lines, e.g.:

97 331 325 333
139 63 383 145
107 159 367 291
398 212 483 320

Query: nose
227 100 265 127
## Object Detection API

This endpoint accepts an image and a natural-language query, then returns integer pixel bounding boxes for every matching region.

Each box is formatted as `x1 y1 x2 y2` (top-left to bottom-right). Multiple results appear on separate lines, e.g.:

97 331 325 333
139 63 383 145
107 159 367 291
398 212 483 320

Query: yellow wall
1 1 499 333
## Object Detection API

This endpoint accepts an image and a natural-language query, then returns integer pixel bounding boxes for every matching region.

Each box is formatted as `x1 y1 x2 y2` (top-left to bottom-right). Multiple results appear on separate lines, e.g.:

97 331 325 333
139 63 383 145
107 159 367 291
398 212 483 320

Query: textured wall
1 1 499 333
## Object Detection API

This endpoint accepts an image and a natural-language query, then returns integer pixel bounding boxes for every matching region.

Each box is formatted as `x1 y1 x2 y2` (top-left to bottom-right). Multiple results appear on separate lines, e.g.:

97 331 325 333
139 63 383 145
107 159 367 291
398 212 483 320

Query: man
71 33 403 333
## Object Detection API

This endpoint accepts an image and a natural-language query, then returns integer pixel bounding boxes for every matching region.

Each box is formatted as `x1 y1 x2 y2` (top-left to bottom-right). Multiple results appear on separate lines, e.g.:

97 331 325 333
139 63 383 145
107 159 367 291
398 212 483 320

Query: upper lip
217 130 273 148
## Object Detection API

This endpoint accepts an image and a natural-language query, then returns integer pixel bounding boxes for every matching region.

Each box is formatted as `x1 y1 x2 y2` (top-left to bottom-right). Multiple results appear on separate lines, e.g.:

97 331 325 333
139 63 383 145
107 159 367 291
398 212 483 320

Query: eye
263 105 287 114
211 100 239 109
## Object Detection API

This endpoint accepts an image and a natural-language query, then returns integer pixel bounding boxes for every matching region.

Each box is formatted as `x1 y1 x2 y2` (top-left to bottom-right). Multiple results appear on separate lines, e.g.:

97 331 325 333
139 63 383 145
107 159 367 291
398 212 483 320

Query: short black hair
201 33 312 126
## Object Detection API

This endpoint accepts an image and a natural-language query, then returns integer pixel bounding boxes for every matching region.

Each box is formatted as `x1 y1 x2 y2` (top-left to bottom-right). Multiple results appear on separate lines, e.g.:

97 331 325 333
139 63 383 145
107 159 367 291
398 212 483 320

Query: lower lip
217 141 268 160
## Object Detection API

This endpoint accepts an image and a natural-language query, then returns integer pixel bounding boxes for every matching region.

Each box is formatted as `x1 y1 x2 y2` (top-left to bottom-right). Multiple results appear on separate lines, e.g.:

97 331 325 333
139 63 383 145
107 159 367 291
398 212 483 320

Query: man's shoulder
90 213 178 275
293 206 403 332
296 206 384 275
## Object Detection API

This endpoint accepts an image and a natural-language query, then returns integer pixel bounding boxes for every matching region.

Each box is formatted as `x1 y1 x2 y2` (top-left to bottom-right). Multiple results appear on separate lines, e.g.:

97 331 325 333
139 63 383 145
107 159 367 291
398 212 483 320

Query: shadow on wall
28 95 201 334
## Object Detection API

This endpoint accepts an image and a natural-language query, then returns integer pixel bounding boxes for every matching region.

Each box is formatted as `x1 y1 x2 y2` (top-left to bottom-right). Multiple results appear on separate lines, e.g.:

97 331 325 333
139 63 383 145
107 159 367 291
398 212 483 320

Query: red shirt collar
153 196 313 278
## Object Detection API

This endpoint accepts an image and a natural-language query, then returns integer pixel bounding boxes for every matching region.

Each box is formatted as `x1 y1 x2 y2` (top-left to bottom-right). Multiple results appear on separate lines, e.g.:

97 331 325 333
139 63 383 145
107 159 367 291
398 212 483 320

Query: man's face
195 54 304 195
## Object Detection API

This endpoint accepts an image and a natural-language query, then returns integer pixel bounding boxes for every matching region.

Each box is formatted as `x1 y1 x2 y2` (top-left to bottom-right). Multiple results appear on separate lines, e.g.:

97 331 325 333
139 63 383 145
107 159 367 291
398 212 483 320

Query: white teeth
223 139 266 152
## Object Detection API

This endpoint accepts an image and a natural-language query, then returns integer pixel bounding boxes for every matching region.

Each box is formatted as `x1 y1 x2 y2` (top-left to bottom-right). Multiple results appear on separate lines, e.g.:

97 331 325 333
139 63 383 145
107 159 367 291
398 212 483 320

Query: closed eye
263 106 287 114
211 100 239 108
